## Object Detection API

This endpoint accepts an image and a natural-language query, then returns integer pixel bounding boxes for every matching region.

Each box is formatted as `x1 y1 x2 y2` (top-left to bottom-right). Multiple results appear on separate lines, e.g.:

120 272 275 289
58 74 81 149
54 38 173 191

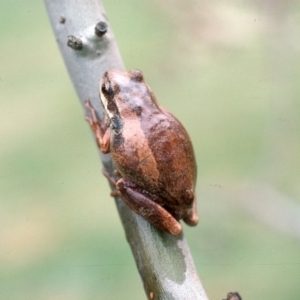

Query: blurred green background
1 0 300 299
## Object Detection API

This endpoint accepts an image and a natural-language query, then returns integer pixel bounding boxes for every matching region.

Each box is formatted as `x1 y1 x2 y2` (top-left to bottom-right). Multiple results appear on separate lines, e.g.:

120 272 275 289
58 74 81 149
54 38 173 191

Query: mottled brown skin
85 69 198 235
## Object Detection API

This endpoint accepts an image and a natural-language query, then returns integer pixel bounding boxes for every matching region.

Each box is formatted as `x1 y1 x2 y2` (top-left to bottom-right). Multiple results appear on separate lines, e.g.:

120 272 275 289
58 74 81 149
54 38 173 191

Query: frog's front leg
85 100 110 154
102 168 121 197
116 178 182 235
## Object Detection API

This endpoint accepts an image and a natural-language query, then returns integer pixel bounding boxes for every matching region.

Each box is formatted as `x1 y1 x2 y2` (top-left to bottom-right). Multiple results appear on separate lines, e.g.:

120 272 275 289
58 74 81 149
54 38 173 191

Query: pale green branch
44 1 209 299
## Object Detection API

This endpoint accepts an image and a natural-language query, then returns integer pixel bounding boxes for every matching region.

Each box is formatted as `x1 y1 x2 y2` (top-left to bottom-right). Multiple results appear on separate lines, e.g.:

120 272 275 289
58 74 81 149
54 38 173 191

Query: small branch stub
95 21 107 37
223 292 242 300
67 35 83 50
59 16 66 24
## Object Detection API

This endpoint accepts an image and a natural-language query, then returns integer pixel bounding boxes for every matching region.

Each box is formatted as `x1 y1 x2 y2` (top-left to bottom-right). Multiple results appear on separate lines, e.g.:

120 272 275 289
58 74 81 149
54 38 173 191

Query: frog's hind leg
116 178 182 235
183 198 198 226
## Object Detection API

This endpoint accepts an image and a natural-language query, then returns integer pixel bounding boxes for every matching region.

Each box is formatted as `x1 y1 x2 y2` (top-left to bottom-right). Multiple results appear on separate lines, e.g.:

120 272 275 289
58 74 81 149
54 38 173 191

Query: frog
85 69 198 235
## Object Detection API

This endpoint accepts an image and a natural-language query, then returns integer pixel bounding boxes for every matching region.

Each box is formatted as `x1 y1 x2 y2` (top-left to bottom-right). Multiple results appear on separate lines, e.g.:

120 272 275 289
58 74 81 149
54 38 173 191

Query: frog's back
111 109 197 206
147 111 197 204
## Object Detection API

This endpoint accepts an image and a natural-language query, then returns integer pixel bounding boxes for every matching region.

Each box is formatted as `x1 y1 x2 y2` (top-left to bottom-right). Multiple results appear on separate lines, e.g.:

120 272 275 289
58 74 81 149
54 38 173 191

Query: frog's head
99 69 158 120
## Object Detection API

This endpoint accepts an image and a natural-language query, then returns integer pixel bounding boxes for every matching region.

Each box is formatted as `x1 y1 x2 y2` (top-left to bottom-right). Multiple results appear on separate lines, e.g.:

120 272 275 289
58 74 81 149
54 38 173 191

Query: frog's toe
183 200 199 226
184 214 198 226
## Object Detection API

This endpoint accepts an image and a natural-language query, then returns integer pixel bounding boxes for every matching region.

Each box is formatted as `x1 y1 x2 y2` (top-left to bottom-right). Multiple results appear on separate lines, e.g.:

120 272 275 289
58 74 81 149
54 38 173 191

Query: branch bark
44 1 209 299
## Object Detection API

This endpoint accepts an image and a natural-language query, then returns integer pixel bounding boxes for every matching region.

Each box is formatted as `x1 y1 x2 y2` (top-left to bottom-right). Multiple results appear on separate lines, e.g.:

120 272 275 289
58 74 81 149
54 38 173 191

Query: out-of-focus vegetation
1 0 300 299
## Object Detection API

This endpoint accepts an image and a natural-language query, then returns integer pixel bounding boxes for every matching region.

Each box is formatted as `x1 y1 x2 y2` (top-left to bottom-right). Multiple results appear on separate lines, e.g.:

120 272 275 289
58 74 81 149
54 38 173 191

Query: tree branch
44 1 209 299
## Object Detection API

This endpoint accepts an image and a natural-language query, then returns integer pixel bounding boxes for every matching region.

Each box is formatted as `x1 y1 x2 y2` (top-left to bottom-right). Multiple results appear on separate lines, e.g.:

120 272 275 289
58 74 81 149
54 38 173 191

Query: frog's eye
130 69 144 82
101 83 106 93
101 82 114 99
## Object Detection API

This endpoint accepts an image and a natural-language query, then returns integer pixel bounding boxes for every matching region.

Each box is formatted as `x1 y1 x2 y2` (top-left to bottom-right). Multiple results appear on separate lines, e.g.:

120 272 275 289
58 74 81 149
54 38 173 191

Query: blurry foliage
0 0 300 299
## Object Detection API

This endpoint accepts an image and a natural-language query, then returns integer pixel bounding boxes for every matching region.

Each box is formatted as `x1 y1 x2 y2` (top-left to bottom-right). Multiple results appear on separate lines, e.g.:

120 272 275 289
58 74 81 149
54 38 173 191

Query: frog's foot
183 198 199 226
102 168 118 185
84 100 99 128
102 169 119 196
85 100 110 154
84 100 102 142
116 178 182 235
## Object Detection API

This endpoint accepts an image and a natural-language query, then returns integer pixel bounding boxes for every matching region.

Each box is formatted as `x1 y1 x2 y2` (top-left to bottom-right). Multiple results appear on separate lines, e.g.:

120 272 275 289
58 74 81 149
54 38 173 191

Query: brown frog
85 69 198 235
